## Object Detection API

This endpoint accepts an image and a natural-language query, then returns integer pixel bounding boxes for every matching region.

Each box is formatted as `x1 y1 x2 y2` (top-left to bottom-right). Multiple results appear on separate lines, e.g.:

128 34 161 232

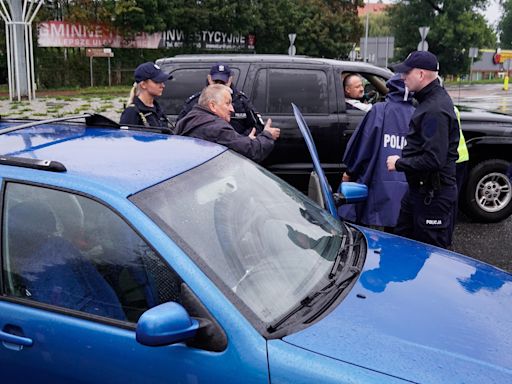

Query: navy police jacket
395 79 459 188
177 87 264 135
120 97 168 128
339 75 414 227
175 105 274 163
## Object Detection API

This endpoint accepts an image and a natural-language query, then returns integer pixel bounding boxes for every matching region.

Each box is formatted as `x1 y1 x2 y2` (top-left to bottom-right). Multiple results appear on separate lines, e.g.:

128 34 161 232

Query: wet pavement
446 82 512 114
446 83 512 272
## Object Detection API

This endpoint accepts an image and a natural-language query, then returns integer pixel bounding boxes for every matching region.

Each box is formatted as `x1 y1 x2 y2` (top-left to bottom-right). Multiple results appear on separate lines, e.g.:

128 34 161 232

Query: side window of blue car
2 182 182 323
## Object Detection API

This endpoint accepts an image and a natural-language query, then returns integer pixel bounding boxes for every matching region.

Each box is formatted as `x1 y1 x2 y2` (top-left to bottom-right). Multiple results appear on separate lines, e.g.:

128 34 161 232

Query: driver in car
343 73 372 112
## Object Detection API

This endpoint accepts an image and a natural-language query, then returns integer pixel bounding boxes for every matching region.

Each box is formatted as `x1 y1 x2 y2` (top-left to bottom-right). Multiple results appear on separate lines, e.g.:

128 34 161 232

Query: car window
341 71 388 106
253 68 329 115
2 182 181 323
131 151 346 325
159 67 241 115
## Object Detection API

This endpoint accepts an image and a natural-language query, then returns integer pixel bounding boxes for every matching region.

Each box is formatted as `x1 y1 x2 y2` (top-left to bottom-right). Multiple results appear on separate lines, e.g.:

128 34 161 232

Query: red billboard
38 21 255 50
38 21 163 49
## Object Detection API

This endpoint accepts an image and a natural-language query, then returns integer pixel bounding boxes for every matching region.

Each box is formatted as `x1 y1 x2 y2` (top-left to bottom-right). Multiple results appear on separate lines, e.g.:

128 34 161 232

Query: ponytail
126 82 140 105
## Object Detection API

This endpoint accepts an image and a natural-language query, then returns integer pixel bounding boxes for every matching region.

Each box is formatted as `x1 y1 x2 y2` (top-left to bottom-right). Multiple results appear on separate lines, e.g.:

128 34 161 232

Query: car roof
157 54 393 74
0 121 226 195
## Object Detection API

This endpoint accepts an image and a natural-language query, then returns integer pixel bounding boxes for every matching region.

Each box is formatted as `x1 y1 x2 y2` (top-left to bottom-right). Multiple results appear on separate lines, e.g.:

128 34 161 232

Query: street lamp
363 0 370 62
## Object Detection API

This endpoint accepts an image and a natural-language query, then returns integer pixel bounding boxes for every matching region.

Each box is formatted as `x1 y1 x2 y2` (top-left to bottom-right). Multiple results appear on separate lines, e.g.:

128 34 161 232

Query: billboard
37 21 255 50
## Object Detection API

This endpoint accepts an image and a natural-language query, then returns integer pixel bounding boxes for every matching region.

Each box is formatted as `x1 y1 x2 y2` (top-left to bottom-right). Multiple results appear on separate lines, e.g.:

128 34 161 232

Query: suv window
341 71 388 107
2 182 182 323
252 68 329 115
159 67 240 115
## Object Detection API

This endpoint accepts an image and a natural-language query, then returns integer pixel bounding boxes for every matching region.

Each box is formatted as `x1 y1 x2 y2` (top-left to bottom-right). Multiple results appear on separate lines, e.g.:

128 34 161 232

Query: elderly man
343 73 372 112
175 84 280 163
386 51 459 248
177 62 264 135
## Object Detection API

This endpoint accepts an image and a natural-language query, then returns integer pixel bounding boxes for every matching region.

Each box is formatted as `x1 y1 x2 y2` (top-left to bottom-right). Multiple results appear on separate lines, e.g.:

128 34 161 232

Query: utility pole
363 0 370 62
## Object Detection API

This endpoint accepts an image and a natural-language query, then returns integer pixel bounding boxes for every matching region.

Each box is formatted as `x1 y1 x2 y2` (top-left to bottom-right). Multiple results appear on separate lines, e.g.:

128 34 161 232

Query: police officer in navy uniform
339 74 414 230
120 62 172 128
387 51 459 248
177 63 264 136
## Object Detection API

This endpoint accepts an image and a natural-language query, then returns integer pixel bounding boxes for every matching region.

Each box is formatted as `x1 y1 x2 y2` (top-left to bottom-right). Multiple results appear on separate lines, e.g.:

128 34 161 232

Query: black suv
156 54 512 223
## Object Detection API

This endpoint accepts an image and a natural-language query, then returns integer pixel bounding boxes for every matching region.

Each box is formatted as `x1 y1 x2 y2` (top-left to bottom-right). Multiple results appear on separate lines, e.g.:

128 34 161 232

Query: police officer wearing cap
386 51 459 248
177 62 265 135
120 62 172 128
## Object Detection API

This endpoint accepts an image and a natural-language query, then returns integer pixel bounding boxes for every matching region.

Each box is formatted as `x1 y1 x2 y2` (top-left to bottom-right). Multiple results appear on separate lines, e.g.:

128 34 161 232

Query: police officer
386 51 459 248
339 74 414 230
120 62 172 128
177 62 264 135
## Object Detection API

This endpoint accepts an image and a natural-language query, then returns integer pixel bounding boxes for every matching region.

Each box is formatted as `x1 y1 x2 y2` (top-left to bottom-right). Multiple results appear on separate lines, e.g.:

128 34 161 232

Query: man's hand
387 155 400 171
342 172 351 182
263 118 280 140
248 128 257 139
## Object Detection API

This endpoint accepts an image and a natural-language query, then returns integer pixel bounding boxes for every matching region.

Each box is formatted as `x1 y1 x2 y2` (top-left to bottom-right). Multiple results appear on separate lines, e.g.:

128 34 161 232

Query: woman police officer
120 62 172 128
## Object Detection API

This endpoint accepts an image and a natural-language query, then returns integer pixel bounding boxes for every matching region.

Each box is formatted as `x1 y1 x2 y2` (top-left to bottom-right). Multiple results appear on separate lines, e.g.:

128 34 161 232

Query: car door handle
0 330 33 347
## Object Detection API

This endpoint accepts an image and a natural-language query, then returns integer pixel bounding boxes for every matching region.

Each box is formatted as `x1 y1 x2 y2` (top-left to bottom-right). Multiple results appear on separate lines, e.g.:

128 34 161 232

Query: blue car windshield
131 151 346 324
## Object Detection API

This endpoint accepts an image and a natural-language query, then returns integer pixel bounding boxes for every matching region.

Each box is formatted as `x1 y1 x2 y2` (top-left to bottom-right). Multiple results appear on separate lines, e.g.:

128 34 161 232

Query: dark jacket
339 75 414 227
120 96 169 128
177 87 264 135
396 79 459 188
175 105 274 163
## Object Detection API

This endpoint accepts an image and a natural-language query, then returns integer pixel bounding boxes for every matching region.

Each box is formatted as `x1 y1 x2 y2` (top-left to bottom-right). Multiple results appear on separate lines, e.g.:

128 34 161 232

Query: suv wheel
462 159 512 222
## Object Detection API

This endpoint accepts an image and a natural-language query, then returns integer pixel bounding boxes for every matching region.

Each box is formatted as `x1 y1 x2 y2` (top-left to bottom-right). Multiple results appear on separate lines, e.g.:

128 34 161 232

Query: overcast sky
484 0 501 28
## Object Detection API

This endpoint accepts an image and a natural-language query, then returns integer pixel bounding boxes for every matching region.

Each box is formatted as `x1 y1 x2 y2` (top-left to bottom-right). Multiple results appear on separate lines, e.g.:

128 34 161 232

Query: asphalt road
446 83 512 273
452 212 512 273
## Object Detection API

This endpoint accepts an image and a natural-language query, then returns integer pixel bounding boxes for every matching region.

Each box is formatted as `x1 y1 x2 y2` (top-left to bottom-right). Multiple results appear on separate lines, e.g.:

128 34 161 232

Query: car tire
461 159 512 222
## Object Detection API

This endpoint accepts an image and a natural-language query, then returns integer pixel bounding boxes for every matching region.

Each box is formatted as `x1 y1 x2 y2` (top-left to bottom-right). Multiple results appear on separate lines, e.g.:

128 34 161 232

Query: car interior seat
7 201 126 321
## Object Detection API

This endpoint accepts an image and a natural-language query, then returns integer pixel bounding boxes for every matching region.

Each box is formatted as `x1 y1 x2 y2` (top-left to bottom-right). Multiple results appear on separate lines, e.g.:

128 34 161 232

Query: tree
363 9 391 37
388 0 496 76
499 0 512 48
253 0 363 58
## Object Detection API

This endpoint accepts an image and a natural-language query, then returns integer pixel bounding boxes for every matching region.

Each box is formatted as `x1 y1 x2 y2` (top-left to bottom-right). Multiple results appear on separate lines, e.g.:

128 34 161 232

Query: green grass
0 85 130 100
39 85 131 97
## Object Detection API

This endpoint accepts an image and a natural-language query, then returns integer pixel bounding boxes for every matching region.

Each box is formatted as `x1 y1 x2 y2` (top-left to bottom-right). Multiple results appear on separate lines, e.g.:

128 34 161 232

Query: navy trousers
395 184 458 248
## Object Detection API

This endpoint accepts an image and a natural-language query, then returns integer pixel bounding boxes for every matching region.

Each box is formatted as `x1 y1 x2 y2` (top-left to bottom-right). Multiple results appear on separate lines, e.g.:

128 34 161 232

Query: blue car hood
283 228 512 383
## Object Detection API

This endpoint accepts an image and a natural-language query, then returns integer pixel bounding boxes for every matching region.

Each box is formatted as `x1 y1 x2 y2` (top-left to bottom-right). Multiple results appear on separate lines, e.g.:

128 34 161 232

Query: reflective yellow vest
454 106 469 163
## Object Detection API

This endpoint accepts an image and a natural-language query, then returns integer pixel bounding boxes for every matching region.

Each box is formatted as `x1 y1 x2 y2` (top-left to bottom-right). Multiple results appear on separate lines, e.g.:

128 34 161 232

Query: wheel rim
475 172 512 213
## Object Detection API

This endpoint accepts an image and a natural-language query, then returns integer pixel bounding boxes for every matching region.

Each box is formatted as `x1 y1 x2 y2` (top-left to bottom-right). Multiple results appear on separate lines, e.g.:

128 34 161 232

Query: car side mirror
136 302 199 347
334 182 368 206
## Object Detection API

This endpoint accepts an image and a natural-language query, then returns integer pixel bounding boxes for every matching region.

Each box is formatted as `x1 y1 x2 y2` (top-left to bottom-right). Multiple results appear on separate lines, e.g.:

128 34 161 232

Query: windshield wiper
328 234 348 279
268 229 361 333
267 264 360 333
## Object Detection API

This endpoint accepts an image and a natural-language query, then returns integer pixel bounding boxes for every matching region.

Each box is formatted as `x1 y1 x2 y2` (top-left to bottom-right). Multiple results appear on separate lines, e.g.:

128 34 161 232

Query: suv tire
462 159 512 222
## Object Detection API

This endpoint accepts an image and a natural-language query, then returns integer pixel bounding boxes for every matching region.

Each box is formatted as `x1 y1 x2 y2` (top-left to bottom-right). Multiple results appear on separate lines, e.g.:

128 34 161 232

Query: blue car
0 111 511 384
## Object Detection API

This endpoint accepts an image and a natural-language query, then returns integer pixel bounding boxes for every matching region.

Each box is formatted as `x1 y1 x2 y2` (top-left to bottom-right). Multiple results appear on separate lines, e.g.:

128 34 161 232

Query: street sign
419 26 430 40
86 48 114 58
418 26 429 52
288 33 296 56
468 47 479 58
417 40 429 51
